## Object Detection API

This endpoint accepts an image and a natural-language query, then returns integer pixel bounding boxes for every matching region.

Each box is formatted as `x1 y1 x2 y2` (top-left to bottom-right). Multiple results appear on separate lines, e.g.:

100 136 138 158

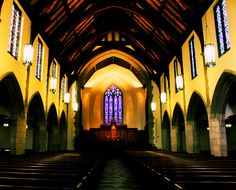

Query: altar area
81 122 146 148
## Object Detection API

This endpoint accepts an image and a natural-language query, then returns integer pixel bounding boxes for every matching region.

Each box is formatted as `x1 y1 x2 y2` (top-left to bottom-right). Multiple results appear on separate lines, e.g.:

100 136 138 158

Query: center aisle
91 152 150 190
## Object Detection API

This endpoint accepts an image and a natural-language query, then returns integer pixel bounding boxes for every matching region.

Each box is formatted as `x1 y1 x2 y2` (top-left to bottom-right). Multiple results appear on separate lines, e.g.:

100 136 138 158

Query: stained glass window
104 85 123 124
8 3 22 59
189 36 197 79
214 0 230 56
61 76 65 102
36 40 43 80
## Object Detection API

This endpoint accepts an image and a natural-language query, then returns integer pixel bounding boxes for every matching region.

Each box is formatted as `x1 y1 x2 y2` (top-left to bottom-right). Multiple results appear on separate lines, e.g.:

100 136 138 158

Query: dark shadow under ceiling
18 0 213 85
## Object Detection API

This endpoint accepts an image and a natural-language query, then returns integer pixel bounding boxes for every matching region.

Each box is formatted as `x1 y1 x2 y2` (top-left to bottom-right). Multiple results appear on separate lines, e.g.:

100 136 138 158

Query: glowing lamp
72 102 78 112
160 92 167 104
151 102 156 111
204 43 216 67
176 75 183 91
64 92 70 104
23 44 34 66
50 76 57 93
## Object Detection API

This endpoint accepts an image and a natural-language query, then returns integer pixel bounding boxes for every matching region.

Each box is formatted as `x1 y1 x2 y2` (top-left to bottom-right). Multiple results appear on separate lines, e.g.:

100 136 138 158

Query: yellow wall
156 0 236 155
0 0 69 153
204 0 236 103
0 0 31 98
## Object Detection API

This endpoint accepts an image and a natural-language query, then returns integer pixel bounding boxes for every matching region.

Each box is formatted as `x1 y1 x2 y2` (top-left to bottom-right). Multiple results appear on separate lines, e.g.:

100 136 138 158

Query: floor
95 157 145 190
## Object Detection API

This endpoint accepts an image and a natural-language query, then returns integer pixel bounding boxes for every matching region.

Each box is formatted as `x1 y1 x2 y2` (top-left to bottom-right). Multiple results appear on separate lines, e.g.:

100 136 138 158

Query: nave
0 149 235 189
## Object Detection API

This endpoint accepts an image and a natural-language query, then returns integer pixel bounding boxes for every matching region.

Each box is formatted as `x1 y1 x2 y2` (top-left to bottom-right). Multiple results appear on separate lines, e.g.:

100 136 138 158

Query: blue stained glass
104 84 123 124
214 0 230 56
189 37 197 79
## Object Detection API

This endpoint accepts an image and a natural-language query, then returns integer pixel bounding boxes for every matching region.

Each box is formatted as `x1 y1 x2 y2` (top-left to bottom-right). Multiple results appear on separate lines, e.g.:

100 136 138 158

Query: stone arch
0 72 25 154
187 92 210 154
211 72 236 155
0 72 24 117
172 104 186 152
211 72 236 116
162 111 171 151
59 111 67 151
47 104 59 151
26 92 46 152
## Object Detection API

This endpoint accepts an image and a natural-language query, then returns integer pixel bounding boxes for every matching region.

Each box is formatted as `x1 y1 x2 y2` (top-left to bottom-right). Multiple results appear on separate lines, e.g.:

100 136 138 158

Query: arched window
104 84 123 124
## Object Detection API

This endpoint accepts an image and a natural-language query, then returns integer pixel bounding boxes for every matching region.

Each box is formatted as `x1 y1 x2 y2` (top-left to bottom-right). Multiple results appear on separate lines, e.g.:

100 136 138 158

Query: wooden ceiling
19 0 213 85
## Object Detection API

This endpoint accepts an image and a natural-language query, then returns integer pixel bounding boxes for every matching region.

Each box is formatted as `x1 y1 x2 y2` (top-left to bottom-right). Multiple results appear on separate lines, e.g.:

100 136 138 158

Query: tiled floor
96 158 145 190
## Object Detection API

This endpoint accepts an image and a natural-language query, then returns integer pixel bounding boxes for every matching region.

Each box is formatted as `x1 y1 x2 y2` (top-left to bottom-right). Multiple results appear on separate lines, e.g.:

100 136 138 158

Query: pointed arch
26 92 46 152
187 92 210 154
0 72 25 153
211 72 236 116
47 104 59 151
0 72 24 117
172 104 186 152
211 72 236 155
162 111 171 151
28 92 46 122
59 111 67 150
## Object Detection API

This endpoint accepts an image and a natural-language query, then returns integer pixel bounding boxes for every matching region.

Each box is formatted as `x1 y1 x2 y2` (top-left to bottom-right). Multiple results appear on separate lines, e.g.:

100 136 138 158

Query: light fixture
50 76 57 93
225 123 232 128
0 115 11 127
204 43 216 67
225 118 232 128
176 75 183 91
151 102 156 111
23 44 34 66
224 115 236 128
203 15 216 67
3 123 9 127
72 102 78 112
160 92 167 104
64 92 70 104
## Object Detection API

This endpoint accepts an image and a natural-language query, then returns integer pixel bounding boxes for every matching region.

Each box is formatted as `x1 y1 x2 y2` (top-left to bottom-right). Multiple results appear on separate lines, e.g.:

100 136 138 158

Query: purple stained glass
104 85 123 124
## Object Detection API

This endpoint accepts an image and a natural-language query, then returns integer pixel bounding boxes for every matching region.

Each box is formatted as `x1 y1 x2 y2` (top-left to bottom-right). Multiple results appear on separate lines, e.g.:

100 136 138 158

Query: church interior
0 0 236 189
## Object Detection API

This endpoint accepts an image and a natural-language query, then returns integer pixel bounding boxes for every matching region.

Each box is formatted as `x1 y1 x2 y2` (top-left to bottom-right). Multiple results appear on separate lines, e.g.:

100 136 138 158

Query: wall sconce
50 76 57 93
176 75 183 91
151 102 156 111
23 44 34 66
160 92 167 104
0 115 11 127
72 102 78 112
225 115 236 128
64 92 70 104
204 43 216 67
225 118 232 128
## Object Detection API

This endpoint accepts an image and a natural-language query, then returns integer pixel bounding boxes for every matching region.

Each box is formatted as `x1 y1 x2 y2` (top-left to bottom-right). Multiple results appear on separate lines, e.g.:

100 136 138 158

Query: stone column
10 115 26 155
34 121 47 152
209 116 227 157
185 121 194 153
171 126 177 152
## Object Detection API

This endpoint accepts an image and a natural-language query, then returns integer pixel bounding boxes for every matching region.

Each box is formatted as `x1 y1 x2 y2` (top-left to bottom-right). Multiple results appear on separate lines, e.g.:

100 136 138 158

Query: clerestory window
8 2 22 59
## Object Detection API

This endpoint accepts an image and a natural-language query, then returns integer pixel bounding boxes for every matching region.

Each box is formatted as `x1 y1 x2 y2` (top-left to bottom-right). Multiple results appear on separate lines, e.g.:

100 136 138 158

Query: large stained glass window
104 85 123 124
